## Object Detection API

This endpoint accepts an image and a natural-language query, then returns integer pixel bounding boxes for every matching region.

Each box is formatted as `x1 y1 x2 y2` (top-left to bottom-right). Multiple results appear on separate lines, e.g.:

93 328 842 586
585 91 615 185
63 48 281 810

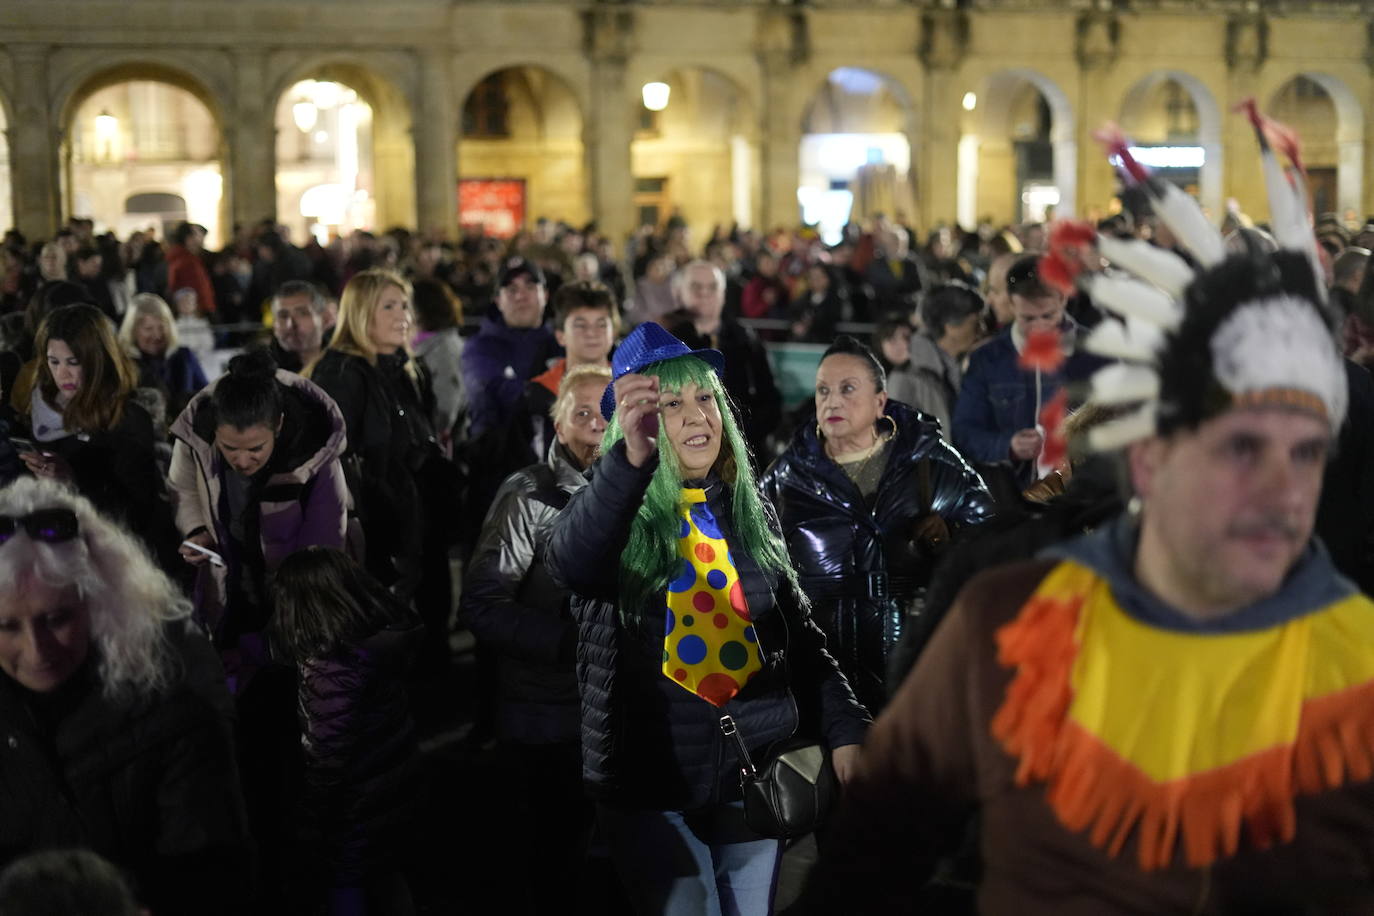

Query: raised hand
615 373 661 467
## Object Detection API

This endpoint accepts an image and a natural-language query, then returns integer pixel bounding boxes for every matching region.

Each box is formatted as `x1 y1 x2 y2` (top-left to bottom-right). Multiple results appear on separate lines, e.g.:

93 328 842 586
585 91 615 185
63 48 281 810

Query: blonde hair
0 477 192 699
118 293 179 357
551 363 612 427
321 268 413 367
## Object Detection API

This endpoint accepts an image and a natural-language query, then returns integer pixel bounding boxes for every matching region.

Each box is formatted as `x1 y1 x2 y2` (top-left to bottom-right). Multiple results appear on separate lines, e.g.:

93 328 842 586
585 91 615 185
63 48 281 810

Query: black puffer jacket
547 441 870 812
761 399 996 712
0 622 251 914
461 442 586 745
297 616 424 886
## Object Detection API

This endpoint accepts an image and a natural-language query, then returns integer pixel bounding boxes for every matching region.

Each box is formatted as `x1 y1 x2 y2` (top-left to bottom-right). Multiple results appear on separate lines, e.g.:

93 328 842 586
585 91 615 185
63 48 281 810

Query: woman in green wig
546 322 870 915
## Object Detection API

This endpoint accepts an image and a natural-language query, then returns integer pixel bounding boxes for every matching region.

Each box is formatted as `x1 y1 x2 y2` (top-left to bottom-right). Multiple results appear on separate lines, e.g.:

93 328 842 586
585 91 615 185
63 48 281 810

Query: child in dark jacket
271 547 425 916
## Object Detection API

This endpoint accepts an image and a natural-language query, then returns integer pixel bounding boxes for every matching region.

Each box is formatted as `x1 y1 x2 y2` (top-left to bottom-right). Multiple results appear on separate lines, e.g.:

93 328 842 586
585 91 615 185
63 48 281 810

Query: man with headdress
808 109 1374 913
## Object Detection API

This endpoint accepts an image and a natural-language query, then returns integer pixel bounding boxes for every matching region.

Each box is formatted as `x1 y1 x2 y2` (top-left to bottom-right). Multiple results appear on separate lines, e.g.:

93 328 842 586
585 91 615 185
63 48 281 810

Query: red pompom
1019 328 1066 373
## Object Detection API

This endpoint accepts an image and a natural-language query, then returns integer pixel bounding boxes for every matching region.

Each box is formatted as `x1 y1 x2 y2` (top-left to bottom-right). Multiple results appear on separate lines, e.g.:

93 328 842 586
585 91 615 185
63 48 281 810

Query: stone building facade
0 0 1369 245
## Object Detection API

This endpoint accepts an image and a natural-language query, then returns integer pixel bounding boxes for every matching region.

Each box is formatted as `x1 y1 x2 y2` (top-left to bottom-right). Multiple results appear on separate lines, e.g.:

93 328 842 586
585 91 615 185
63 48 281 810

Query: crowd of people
2 149 1374 914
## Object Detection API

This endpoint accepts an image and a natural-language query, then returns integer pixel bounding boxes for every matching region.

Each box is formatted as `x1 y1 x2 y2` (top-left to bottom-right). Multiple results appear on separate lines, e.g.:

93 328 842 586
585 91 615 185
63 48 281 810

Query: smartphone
180 539 225 567
9 437 37 454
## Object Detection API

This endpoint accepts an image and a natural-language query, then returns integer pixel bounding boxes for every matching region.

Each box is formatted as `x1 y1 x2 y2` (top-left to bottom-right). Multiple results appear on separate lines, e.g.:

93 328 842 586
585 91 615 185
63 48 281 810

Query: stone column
225 48 276 235
1225 14 1267 219
757 50 801 231
919 10 968 229
9 45 61 239
414 48 458 239
584 8 635 245
755 8 807 230
1071 9 1119 219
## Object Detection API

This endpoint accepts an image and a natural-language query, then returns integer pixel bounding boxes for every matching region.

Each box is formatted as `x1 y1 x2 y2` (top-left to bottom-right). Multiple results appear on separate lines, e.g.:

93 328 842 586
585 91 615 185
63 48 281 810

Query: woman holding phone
17 304 178 568
168 348 349 665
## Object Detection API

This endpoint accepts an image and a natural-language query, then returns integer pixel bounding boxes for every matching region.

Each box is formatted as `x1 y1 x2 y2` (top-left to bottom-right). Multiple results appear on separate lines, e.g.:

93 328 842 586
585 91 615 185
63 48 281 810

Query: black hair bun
227 347 278 379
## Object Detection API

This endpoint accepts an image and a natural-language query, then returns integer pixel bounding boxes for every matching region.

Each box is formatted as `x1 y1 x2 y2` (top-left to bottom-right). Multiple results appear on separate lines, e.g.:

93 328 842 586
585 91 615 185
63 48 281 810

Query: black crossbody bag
719 714 837 839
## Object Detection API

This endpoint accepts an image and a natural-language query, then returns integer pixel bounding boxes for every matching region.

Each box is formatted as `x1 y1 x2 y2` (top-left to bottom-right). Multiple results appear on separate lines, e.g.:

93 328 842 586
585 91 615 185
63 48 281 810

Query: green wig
601 355 798 625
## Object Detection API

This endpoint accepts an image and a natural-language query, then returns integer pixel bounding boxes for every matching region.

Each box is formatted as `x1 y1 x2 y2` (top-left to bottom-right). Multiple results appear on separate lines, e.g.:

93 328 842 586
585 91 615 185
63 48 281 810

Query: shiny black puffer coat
761 399 995 712
297 617 424 886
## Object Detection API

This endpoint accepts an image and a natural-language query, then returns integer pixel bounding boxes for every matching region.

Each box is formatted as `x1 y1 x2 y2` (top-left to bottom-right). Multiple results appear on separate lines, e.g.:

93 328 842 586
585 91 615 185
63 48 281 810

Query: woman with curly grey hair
0 477 251 915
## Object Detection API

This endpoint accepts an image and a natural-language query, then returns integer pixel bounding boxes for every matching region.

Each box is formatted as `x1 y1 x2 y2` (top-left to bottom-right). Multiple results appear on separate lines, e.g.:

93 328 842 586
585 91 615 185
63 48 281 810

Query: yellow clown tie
663 488 763 706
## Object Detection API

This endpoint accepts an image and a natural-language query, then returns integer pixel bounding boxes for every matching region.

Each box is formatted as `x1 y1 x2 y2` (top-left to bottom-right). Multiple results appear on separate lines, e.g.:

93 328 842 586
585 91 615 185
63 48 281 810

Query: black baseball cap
497 257 546 289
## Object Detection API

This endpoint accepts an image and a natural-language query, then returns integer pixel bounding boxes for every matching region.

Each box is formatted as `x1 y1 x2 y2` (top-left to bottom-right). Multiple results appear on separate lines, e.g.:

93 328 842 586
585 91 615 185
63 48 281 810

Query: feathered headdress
1042 103 1346 452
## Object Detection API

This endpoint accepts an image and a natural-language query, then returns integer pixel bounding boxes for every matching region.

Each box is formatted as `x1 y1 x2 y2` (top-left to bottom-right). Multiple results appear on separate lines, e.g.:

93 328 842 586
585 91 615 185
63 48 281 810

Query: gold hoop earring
815 421 824 440
879 415 898 439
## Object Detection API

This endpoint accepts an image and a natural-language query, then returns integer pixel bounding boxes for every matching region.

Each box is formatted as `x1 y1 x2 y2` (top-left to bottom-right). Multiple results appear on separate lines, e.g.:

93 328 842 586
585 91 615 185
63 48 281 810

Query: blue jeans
597 800 783 916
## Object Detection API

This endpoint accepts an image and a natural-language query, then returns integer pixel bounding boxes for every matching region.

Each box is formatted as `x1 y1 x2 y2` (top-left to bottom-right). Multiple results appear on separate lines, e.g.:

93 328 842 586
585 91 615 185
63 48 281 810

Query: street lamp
293 100 319 133
642 82 670 112
94 110 118 137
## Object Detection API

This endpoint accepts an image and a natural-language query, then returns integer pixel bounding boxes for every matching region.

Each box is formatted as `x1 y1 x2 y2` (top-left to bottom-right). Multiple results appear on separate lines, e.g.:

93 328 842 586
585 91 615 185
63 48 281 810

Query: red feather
1019 328 1065 373
1050 220 1097 249
1092 122 1150 185
1039 390 1069 469
1234 97 1307 176
1038 251 1079 296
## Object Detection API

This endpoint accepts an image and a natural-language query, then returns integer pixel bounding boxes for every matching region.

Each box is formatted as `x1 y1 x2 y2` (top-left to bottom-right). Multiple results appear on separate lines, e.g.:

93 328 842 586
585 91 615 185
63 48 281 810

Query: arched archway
799 67 917 244
1119 71 1223 218
64 66 225 246
271 61 416 239
964 69 1076 226
1267 73 1363 220
275 80 375 245
458 66 588 236
630 67 758 242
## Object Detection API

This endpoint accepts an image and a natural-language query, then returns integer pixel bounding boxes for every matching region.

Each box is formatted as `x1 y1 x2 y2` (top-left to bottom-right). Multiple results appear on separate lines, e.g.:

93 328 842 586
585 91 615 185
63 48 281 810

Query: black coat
1316 359 1374 594
461 444 585 745
35 398 179 570
0 622 251 914
297 617 424 886
546 441 870 812
761 400 996 712
309 350 438 584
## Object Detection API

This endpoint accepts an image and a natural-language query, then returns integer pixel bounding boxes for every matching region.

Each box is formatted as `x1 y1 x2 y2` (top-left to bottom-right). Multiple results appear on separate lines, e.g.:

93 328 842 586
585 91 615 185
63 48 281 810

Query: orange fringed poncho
990 560 1374 871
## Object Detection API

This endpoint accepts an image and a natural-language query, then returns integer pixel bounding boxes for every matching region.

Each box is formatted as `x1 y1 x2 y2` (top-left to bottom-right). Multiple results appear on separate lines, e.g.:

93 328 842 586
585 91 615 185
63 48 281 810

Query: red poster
459 179 526 238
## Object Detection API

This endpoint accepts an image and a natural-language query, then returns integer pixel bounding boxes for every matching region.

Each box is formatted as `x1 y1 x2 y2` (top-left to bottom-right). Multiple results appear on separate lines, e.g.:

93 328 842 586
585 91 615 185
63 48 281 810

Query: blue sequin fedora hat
600 323 725 420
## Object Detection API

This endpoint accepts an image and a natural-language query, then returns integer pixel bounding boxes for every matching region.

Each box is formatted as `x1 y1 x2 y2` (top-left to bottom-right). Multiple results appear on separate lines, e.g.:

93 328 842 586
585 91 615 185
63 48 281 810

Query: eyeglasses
0 509 80 545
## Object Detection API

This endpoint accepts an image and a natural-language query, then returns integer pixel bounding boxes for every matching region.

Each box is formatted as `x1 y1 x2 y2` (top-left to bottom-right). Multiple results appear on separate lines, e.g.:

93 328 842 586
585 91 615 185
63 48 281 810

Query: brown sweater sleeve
805 560 1054 912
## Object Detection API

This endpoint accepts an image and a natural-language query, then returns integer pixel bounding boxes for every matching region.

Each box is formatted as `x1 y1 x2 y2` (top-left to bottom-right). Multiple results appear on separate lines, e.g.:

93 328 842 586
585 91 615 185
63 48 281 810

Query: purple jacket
460 308 558 440
168 369 350 636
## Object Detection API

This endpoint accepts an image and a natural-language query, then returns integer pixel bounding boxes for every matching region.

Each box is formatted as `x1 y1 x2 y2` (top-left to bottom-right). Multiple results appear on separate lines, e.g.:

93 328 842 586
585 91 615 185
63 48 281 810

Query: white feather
1287 175 1329 305
1087 402 1158 451
1210 295 1347 430
1090 363 1162 405
1151 182 1225 267
1086 273 1184 332
1084 318 1160 363
1261 151 1308 254
1096 235 1195 299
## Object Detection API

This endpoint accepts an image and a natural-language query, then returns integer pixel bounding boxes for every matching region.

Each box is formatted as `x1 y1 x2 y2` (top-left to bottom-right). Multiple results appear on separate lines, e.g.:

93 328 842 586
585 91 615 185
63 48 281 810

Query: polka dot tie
662 488 763 707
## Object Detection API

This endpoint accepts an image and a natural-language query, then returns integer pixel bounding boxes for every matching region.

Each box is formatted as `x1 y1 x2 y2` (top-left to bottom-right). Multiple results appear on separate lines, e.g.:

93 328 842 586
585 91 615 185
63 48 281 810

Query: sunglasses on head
0 508 80 545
